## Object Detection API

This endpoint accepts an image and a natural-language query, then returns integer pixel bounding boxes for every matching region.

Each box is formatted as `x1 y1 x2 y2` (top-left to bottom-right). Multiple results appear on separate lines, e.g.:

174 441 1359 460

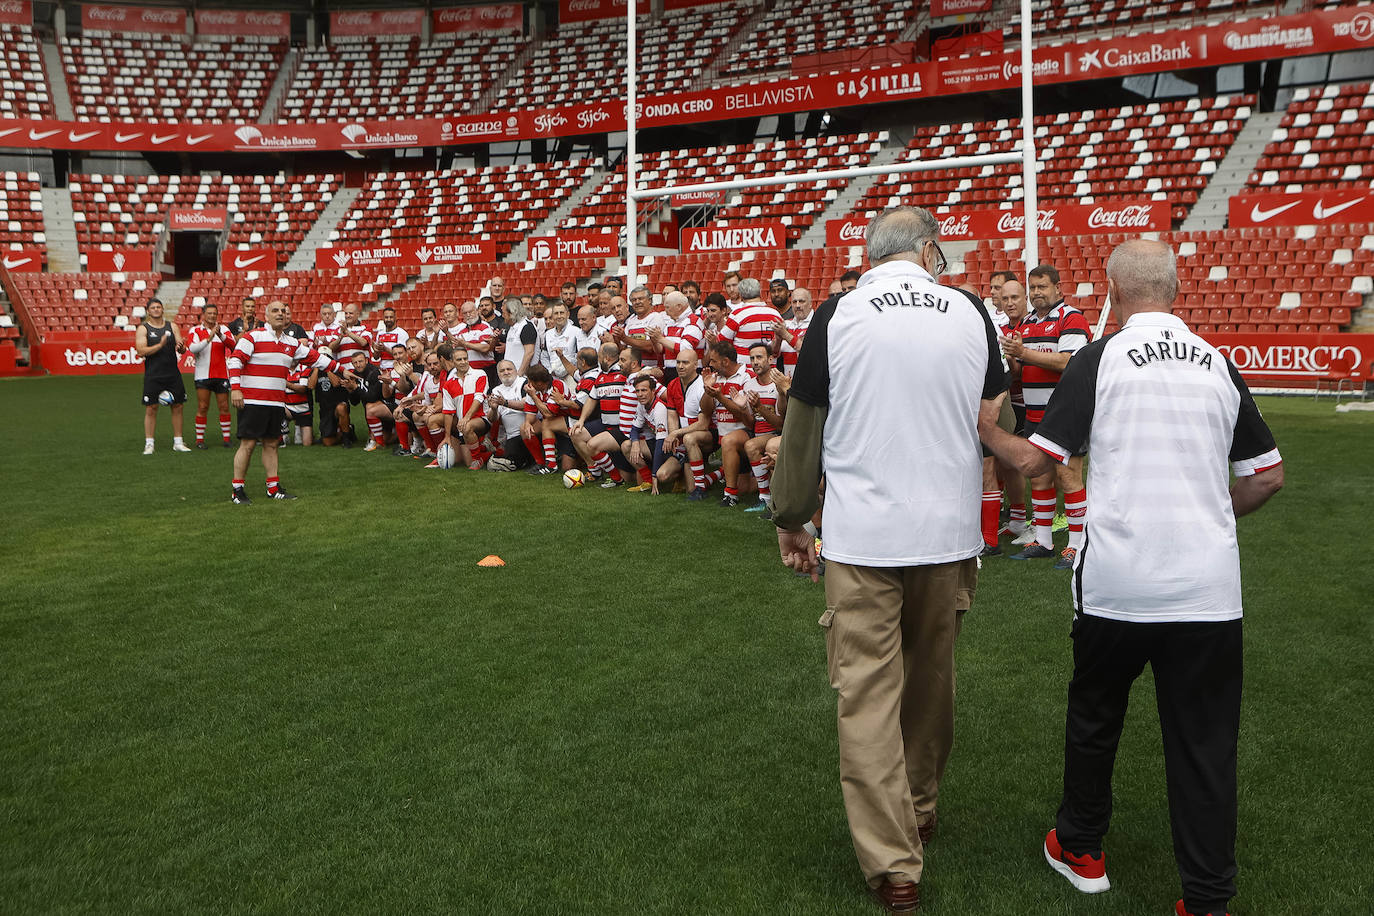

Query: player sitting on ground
486 360 534 472
432 349 490 469
662 347 706 495
742 342 786 514
396 351 445 458
521 363 577 474
697 338 754 506
570 342 630 488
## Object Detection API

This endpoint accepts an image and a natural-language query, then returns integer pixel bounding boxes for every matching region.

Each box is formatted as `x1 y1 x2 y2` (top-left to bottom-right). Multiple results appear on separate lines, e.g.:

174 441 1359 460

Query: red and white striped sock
689 458 706 490
1065 488 1087 551
724 484 738 498
749 461 771 498
1032 488 1057 549
593 451 613 474
542 437 556 467
219 413 231 443
419 426 440 452
195 418 206 445
982 490 1001 547
266 476 280 495
706 468 724 487
232 477 245 490
1009 503 1027 526
367 418 385 445
395 419 411 448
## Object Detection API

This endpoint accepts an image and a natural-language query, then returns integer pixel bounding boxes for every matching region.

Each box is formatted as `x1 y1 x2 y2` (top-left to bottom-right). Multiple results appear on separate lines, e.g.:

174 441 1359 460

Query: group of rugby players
184 261 1090 560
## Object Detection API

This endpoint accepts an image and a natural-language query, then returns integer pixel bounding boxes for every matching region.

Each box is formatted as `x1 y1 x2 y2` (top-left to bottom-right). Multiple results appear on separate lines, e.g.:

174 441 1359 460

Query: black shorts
286 405 313 426
195 378 230 394
605 427 628 445
501 435 534 469
583 417 606 437
237 404 286 441
142 374 186 406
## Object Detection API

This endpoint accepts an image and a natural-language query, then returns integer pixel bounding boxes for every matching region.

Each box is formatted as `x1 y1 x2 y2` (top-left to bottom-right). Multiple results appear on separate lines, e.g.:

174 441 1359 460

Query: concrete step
507 165 610 262
40 186 81 273
259 46 299 124
1181 109 1282 234
154 279 193 317
793 137 904 249
287 186 362 271
40 39 74 122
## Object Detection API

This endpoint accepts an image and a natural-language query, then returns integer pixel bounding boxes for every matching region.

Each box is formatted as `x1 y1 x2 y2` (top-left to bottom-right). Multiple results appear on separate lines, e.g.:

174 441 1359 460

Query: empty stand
717 0 914 82
1247 81 1374 191
62 35 286 122
9 272 160 340
955 223 1372 333
853 97 1252 227
493 6 749 109
565 134 883 242
1 171 46 263
1028 0 1276 38
327 161 598 260
177 270 408 326
0 24 54 119
278 34 524 121
70 173 341 268
633 247 862 296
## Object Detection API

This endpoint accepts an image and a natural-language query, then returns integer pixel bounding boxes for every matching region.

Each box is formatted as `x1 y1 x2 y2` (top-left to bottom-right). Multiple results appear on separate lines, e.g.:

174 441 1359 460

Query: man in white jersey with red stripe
980 240 1283 916
186 302 234 449
719 277 782 364
228 301 354 504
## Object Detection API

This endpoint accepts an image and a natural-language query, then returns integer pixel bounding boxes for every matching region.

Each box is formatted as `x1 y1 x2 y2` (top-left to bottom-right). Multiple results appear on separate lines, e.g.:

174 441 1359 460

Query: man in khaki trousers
772 206 1008 912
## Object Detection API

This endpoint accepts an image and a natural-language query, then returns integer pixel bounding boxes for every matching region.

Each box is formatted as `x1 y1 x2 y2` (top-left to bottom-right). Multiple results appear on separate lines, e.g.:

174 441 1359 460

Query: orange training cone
477 555 506 567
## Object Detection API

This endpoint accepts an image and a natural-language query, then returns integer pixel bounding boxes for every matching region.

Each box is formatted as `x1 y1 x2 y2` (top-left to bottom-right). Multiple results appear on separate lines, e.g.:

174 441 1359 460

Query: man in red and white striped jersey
372 306 409 372
649 291 702 385
742 342 787 514
619 285 668 375
775 286 813 378
719 278 781 363
457 301 496 383
186 302 235 449
228 300 354 504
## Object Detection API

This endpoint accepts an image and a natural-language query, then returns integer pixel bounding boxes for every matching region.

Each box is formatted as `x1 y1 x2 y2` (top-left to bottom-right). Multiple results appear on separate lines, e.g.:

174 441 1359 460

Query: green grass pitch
1 376 1371 914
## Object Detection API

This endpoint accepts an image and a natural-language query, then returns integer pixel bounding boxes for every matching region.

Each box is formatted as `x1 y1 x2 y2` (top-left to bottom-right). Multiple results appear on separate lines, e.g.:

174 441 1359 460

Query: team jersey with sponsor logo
624 312 669 369
708 366 753 434
742 374 780 436
1029 312 1281 622
1016 301 1090 424
442 367 489 417
187 323 233 381
586 366 627 427
336 324 373 363
661 313 704 362
524 377 574 417
312 320 342 351
720 302 783 362
229 328 343 407
458 321 495 370
664 374 705 424
624 377 668 434
779 313 812 377
285 365 312 413
373 324 409 370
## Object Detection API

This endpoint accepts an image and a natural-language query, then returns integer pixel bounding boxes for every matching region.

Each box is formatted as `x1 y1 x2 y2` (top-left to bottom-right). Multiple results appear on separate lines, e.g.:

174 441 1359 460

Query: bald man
980 239 1283 916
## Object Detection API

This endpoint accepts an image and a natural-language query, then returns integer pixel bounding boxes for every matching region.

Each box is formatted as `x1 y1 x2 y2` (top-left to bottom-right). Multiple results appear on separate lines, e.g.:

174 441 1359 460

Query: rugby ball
562 468 585 489
157 390 175 405
436 443 457 469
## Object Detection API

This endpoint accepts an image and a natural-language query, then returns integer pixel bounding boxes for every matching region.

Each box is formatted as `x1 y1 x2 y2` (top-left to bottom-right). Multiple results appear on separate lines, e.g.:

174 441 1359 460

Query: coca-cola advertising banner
86 248 153 272
1210 332 1374 385
314 239 497 271
560 0 650 24
931 0 992 16
432 4 523 35
329 9 424 37
827 201 1170 244
664 0 733 9
221 248 279 271
38 336 144 375
82 4 187 35
194 9 291 38
681 222 788 253
0 0 32 27
1228 190 1374 229
1 247 43 272
168 207 228 231
528 231 618 262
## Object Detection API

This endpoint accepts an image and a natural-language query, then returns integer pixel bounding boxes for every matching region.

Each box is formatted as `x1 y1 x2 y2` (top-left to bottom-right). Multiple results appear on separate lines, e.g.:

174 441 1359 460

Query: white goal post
622 0 1042 289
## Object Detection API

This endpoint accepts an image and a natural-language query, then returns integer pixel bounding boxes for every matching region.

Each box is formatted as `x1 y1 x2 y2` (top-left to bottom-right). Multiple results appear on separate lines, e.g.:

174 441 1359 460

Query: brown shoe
872 878 920 912
917 812 937 846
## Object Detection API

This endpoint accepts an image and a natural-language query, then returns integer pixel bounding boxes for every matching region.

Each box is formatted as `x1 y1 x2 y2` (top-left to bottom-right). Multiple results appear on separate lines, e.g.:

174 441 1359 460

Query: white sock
173 437 185 446
145 437 154 447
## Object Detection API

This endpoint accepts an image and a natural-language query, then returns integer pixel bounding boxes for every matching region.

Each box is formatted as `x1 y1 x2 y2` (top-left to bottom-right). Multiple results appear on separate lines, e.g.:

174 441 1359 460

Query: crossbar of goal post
623 0 1042 290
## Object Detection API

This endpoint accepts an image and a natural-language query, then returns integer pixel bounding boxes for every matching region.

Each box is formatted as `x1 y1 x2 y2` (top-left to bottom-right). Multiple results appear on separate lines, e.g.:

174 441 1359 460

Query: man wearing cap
769 277 791 313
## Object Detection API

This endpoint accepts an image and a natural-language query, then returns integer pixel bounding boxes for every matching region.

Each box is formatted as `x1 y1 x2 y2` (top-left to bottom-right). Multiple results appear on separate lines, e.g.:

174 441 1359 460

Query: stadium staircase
39 186 79 273
154 278 192 320
259 46 300 124
39 38 73 121
691 3 771 90
1181 110 1285 232
506 164 611 263
795 137 906 248
286 185 362 271
474 41 538 115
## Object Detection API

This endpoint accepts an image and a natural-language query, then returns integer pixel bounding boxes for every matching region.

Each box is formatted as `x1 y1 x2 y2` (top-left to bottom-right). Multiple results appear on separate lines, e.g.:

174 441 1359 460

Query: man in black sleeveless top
135 298 190 455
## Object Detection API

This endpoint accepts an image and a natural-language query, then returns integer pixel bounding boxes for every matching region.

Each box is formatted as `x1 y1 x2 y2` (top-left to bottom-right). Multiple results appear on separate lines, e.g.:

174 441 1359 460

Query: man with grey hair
979 239 1282 916
775 285 814 377
622 283 668 375
719 277 782 364
771 205 1006 912
501 298 538 376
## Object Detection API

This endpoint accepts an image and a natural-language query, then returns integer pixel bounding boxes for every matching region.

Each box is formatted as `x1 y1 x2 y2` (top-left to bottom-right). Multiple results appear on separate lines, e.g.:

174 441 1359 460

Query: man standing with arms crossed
228 301 355 504
771 207 1006 912
979 240 1282 916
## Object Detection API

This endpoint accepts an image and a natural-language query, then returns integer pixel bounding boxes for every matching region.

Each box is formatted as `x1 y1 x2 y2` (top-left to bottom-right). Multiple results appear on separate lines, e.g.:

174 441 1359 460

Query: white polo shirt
789 259 1006 566
1029 311 1281 623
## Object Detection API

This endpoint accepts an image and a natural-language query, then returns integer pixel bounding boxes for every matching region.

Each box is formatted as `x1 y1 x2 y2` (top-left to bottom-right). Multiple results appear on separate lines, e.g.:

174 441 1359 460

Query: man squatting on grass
981 239 1282 916
772 206 1008 913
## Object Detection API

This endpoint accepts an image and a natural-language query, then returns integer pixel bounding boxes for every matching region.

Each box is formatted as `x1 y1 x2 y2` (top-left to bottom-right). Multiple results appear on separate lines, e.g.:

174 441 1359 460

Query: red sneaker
1043 828 1110 893
1175 900 1230 916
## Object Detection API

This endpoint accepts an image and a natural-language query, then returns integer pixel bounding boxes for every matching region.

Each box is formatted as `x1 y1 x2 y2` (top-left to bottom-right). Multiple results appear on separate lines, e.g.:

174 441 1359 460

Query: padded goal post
621 0 1043 289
